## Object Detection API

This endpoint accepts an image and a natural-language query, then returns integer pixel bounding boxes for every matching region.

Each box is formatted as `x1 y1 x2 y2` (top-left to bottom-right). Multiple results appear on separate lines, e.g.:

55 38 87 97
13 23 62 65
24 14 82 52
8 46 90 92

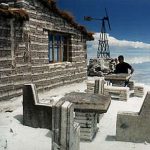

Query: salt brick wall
0 0 88 101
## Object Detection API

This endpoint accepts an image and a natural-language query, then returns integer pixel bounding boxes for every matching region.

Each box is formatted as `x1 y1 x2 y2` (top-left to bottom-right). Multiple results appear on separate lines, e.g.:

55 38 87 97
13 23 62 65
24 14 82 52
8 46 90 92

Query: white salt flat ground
1 81 150 150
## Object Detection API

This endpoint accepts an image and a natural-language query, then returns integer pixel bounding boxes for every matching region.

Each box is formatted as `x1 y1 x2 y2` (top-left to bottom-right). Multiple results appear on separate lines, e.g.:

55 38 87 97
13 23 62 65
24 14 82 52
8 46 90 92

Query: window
48 33 70 63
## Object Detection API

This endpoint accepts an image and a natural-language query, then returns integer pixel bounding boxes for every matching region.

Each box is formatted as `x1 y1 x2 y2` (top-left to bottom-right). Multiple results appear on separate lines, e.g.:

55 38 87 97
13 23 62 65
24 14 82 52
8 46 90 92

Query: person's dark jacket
115 62 132 74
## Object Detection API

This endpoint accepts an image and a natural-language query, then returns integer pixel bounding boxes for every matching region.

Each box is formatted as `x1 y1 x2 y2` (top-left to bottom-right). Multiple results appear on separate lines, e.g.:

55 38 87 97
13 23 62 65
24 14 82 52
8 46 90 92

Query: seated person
115 55 134 74
114 55 134 86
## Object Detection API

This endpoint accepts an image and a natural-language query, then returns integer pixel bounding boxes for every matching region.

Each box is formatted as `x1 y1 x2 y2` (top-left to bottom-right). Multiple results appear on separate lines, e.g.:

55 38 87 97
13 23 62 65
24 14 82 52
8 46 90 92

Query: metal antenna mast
84 8 111 58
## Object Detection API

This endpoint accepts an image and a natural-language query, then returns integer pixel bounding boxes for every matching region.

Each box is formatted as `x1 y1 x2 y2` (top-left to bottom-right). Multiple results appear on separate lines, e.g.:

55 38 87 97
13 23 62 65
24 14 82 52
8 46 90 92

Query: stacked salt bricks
104 85 130 101
75 77 105 141
74 112 98 141
134 83 145 97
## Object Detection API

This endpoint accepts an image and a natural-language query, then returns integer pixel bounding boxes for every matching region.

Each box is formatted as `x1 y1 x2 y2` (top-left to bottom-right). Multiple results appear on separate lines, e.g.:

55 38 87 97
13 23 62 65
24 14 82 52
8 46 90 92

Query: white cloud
108 35 150 49
88 33 150 50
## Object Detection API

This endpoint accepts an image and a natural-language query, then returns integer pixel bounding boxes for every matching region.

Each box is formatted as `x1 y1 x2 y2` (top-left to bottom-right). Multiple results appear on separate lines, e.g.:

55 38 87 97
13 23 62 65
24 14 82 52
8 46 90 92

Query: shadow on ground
14 114 23 124
45 130 52 138
105 135 116 141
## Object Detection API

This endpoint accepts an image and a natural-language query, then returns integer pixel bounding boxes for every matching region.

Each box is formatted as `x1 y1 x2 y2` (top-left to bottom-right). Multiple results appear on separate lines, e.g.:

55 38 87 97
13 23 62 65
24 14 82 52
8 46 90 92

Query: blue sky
57 0 150 43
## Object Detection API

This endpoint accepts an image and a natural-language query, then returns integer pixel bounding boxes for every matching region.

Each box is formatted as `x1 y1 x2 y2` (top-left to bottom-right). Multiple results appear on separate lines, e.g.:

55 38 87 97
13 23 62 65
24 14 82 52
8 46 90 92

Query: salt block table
104 73 133 101
60 92 111 141
60 92 111 113
105 73 131 87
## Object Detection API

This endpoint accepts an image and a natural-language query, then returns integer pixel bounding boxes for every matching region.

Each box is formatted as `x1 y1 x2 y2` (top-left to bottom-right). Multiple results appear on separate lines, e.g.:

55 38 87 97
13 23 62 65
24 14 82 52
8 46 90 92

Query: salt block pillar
116 91 150 142
86 77 105 94
52 101 80 150
94 78 105 95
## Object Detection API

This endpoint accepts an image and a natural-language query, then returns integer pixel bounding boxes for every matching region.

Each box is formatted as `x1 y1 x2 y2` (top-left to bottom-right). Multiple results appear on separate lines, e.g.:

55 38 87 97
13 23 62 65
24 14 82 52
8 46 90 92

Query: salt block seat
23 84 53 130
104 85 130 101
116 91 150 143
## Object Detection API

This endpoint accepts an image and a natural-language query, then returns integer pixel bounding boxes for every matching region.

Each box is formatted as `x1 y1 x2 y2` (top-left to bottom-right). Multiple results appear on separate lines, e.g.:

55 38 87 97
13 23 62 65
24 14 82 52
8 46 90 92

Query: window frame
48 32 70 63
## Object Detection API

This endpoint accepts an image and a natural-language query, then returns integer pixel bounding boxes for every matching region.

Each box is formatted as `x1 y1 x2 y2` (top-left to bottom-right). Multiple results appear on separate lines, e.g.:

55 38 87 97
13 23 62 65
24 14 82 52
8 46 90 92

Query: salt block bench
116 91 150 143
104 85 130 101
23 84 54 130
134 83 145 97
104 74 134 101
60 92 111 141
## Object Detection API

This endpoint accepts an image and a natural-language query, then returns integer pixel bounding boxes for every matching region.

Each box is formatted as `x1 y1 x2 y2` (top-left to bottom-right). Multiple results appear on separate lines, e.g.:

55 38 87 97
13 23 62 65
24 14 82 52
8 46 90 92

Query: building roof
41 0 94 40
0 0 94 40
0 8 29 21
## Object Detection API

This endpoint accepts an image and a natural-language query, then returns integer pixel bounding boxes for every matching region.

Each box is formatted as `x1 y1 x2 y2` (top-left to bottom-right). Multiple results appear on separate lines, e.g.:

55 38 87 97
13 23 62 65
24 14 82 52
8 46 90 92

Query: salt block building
0 0 94 101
